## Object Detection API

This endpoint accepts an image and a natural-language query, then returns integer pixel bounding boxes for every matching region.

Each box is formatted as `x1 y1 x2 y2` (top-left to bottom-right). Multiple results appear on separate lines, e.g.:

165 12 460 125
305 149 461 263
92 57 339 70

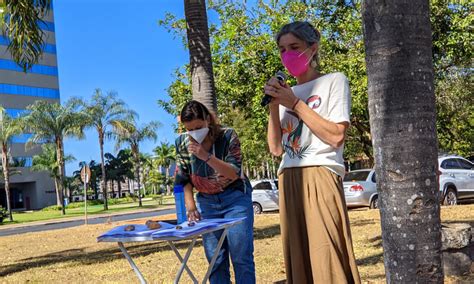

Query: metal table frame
99 222 240 284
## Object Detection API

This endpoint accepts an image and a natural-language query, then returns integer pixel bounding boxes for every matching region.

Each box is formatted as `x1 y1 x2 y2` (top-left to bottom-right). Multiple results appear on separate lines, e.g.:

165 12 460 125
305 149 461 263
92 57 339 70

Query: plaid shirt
174 128 245 194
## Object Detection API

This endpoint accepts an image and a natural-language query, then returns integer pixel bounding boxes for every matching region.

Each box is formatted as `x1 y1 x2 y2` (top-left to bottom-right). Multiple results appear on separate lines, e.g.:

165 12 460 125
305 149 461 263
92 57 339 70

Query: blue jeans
196 186 256 284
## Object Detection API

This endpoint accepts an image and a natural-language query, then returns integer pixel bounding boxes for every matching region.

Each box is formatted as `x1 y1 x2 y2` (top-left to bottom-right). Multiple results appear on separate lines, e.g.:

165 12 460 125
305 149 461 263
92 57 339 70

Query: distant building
0 8 59 210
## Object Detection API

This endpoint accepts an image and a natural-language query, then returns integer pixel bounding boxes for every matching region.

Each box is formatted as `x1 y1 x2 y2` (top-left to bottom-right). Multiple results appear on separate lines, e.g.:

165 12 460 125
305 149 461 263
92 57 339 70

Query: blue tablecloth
97 218 245 241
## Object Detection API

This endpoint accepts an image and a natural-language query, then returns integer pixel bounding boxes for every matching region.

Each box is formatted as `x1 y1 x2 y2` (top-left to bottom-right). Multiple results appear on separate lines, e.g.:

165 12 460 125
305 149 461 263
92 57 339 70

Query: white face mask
187 127 209 144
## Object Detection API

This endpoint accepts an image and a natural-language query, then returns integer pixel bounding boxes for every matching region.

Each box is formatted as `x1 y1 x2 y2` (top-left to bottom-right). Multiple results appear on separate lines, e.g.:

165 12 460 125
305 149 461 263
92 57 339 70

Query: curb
0 205 175 231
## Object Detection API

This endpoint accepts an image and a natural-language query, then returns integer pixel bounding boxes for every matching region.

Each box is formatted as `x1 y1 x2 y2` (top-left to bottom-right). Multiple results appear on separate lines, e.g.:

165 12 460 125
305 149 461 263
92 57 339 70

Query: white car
251 179 279 214
343 169 378 209
438 155 474 205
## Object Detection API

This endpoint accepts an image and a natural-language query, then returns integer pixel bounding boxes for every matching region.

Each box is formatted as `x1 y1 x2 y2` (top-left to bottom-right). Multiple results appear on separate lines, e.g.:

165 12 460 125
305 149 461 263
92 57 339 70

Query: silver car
251 179 279 214
438 155 474 205
343 169 378 209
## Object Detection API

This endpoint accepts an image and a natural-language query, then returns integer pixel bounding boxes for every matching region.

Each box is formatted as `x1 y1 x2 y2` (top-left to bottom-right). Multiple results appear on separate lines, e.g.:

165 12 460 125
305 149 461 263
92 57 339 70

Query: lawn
1 196 176 225
0 205 472 283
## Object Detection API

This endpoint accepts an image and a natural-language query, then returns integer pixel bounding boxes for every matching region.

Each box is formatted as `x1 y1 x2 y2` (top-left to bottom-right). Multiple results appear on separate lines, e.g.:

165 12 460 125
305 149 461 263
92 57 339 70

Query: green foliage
41 205 63 212
0 206 8 223
1 0 52 71
159 0 473 169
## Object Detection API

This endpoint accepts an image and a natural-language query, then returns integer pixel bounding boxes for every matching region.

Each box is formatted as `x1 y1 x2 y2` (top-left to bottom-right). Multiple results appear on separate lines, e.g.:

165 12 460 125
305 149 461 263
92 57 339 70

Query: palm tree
153 142 176 195
184 0 217 113
113 120 160 207
23 100 86 215
31 144 75 205
0 0 52 71
362 1 443 282
80 89 136 210
0 107 23 221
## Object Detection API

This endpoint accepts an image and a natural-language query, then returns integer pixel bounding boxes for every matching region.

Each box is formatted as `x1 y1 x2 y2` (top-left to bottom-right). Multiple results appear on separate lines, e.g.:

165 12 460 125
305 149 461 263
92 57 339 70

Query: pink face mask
281 49 312 77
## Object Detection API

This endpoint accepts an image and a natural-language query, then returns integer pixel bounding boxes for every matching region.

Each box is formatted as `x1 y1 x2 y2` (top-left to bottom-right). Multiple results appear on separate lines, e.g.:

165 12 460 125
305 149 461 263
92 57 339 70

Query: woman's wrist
204 152 213 163
291 98 301 110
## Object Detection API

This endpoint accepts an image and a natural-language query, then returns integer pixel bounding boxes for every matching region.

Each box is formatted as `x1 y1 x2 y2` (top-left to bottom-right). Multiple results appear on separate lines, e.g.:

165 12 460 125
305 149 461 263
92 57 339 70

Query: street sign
80 165 91 184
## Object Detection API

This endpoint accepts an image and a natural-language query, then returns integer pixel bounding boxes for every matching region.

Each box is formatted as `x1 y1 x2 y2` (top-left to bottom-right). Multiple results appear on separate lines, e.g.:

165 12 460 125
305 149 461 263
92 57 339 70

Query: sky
53 0 213 174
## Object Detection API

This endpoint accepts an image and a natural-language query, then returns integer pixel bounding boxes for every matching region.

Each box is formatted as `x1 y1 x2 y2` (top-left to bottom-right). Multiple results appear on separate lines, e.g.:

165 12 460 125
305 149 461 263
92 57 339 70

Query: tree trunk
56 138 66 215
2 144 13 221
118 180 122 198
134 151 142 207
184 0 217 114
99 133 108 210
166 166 171 195
54 177 61 207
362 1 443 282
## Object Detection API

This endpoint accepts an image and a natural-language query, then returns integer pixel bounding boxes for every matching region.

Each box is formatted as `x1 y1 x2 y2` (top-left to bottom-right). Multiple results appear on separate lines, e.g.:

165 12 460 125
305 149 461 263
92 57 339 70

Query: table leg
117 242 147 284
172 238 198 284
202 228 228 284
168 240 198 284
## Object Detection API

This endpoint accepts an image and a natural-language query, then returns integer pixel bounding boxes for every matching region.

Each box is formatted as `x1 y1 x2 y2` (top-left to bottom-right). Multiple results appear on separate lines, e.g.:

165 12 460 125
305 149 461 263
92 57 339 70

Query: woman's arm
184 183 201 221
188 141 239 180
292 102 348 148
267 102 284 156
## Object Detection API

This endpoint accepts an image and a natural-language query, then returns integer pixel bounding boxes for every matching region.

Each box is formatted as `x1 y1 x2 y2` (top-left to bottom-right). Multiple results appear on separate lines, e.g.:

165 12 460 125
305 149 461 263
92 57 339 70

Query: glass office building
0 9 59 210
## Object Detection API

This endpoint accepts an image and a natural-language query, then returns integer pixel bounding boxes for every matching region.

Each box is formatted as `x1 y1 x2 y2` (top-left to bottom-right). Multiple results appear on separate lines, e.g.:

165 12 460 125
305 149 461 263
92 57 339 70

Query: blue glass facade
0 35 57 54
0 59 58 76
0 83 60 99
5 108 30 118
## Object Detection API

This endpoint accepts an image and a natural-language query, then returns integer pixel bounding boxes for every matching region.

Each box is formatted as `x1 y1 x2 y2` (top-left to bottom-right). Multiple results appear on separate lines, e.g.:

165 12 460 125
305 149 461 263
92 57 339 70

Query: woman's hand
264 77 299 109
188 140 210 161
187 208 201 222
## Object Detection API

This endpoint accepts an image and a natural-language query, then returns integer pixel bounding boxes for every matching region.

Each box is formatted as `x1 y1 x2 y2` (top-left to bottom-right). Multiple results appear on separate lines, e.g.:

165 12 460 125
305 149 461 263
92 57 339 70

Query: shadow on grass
0 224 281 277
350 219 377 227
356 252 384 267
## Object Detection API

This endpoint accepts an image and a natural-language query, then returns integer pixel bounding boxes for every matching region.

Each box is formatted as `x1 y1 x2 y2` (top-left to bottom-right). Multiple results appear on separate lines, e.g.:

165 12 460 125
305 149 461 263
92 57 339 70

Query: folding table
97 218 244 284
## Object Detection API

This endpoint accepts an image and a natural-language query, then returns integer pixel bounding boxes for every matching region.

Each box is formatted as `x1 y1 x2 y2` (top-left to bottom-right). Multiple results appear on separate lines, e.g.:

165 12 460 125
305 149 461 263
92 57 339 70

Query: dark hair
180 100 222 142
276 21 321 67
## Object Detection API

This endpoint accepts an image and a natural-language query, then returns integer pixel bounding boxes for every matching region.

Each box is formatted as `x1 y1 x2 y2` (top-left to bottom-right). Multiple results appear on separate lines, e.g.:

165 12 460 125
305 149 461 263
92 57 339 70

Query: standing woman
174 100 256 284
264 21 361 284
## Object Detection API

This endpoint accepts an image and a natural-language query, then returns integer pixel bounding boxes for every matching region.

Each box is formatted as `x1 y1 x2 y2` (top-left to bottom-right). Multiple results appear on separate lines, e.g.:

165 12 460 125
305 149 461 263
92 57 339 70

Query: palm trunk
184 0 217 114
99 133 108 210
118 180 122 198
165 166 171 195
55 137 66 215
133 147 142 207
54 177 61 207
2 144 13 221
362 0 443 282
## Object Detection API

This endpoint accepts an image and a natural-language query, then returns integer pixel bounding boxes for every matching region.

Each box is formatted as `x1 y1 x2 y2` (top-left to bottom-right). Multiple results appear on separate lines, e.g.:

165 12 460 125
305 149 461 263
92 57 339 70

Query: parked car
438 155 474 205
251 179 279 214
343 169 378 209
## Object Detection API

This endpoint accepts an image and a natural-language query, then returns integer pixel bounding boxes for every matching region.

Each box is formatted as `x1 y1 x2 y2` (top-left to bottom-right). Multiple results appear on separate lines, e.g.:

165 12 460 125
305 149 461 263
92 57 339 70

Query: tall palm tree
362 1 443 282
80 89 136 210
31 144 75 205
0 106 23 221
184 0 217 113
113 120 160 207
0 0 52 71
23 100 86 215
153 142 175 195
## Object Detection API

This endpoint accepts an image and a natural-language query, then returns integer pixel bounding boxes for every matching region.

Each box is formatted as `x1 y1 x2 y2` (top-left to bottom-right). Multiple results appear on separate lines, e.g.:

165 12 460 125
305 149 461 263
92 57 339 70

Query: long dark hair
180 100 222 142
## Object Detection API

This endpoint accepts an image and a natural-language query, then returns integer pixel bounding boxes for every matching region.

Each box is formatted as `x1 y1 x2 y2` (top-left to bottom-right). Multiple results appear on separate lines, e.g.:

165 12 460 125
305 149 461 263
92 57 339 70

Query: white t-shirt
278 72 351 177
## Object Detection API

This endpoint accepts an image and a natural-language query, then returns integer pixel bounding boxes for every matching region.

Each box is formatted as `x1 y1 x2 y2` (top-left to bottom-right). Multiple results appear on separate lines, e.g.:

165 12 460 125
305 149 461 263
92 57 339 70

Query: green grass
0 195 176 225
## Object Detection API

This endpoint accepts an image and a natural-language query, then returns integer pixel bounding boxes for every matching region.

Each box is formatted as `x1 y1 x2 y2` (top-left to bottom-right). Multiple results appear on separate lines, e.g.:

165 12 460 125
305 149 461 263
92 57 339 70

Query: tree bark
2 144 13 221
98 132 108 210
184 0 217 114
362 0 443 282
56 137 66 215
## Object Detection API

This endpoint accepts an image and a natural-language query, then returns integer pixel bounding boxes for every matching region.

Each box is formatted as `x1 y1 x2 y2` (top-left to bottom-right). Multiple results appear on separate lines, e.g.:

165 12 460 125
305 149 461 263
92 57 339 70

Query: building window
11 156 33 168
0 59 58 76
0 83 60 99
38 20 55 32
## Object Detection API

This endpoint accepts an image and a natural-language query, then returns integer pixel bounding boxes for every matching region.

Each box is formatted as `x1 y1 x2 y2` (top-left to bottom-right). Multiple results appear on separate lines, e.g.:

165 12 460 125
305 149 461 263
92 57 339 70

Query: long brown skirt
279 166 361 284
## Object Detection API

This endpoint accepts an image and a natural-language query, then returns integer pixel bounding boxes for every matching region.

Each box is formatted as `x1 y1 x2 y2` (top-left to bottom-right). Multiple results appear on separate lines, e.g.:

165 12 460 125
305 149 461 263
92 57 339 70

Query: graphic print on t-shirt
281 95 321 159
